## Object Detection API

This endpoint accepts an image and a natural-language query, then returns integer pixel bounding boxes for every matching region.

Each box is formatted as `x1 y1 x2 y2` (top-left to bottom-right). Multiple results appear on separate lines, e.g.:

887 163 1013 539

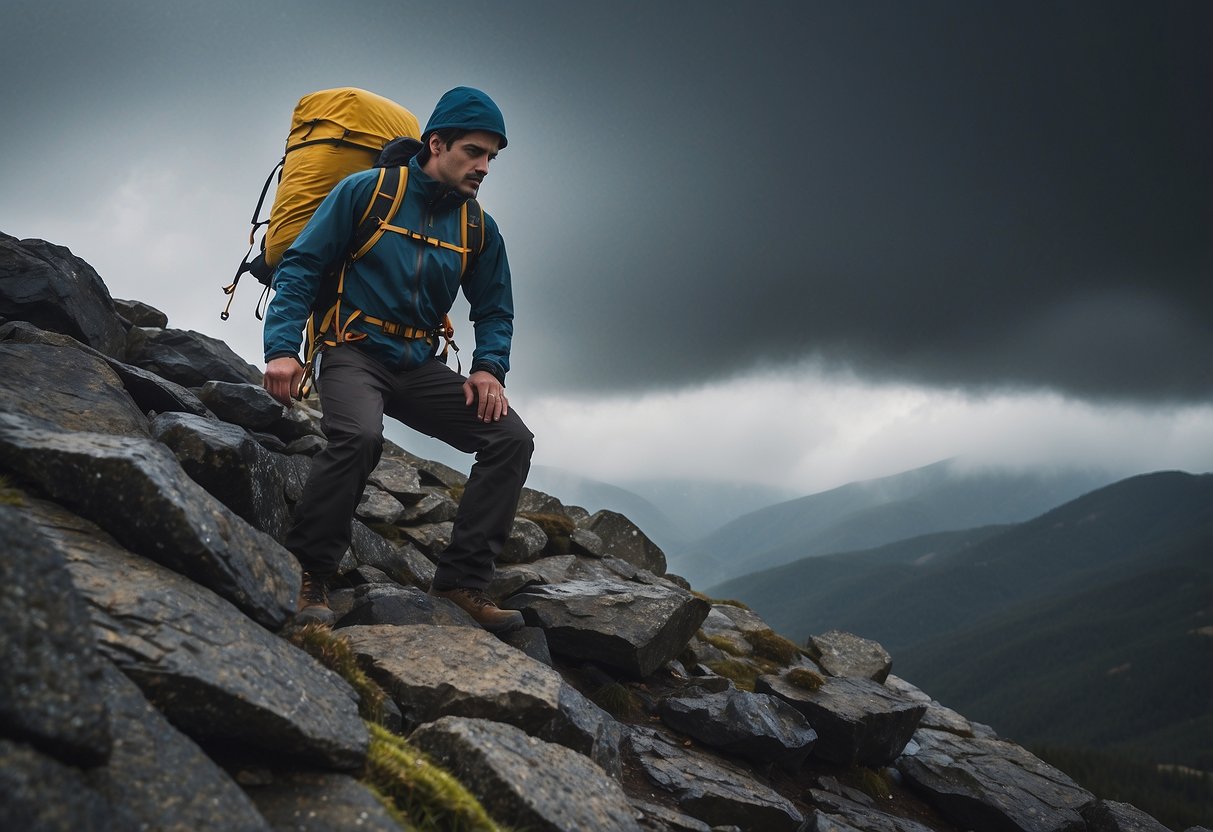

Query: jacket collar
407 156 469 212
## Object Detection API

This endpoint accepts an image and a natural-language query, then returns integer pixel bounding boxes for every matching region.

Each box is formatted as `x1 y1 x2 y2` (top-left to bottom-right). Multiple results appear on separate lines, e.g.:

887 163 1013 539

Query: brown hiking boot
295 571 336 627
428 586 524 633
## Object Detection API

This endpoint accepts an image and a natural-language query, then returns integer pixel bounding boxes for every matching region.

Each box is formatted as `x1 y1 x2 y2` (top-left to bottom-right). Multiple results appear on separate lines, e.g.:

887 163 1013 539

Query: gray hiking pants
284 346 534 589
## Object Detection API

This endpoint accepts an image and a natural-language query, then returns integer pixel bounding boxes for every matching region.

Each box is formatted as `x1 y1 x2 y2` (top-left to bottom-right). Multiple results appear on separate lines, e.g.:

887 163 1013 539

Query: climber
261 87 533 633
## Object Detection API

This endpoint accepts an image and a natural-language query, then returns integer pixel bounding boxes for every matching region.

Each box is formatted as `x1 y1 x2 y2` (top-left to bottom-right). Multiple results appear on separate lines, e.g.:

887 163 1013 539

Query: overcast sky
2 0 1210 495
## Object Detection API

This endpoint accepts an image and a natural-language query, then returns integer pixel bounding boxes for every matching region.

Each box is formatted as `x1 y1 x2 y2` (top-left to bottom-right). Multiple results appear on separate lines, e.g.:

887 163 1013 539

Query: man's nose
474 157 490 176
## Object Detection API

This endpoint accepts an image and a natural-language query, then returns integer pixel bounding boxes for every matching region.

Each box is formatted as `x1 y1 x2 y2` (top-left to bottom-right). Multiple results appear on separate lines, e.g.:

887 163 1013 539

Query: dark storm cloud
509 1 1211 403
2 0 1209 403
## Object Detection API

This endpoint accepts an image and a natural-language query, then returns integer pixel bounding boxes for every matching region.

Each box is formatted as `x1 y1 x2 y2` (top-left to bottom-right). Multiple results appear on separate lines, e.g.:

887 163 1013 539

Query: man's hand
264 356 305 407
464 370 508 423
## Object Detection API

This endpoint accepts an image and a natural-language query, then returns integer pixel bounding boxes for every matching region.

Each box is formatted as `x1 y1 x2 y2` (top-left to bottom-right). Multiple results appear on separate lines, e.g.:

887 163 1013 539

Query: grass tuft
518 511 574 555
857 766 893 800
745 628 803 666
589 682 644 721
0 475 24 507
283 623 388 724
364 722 503 832
703 633 748 657
690 591 751 610
786 667 826 692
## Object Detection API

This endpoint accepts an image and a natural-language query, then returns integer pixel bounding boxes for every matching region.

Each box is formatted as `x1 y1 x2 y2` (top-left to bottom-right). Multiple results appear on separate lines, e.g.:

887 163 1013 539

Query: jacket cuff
265 351 302 365
470 361 505 385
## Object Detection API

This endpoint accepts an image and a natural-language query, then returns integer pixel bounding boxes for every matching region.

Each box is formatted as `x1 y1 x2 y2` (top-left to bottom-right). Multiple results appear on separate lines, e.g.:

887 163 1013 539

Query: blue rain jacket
263 155 513 380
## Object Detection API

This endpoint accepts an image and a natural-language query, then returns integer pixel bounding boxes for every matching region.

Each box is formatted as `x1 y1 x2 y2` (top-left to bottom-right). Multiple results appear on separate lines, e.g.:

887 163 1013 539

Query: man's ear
427 132 446 157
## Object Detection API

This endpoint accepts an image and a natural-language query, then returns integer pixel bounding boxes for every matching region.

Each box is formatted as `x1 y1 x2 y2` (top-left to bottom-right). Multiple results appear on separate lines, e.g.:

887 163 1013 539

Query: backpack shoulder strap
349 166 408 261
459 198 486 279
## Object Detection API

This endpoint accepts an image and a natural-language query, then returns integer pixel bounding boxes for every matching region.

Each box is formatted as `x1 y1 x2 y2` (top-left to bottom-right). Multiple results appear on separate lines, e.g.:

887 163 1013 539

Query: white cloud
515 364 1213 494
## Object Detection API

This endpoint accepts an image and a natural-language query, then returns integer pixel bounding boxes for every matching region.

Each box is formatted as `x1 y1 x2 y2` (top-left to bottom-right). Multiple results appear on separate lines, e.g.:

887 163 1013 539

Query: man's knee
485 415 534 462
325 421 384 462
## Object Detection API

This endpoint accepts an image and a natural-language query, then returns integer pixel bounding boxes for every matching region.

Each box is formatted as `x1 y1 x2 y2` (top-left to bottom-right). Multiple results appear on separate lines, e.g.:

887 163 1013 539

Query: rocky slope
0 231 1197 832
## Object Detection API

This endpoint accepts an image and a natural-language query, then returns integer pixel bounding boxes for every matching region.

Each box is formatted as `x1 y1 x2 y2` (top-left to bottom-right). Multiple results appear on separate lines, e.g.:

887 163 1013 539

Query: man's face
428 130 501 198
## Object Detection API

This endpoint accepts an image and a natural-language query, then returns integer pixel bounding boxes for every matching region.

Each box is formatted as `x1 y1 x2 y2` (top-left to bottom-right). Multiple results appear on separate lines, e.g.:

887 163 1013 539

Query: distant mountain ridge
673 459 1120 586
712 470 1213 770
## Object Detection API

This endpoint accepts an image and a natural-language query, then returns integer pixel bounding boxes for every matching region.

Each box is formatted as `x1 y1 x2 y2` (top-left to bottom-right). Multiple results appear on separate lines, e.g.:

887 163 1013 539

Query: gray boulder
410 716 642 832
586 509 667 575
112 297 168 328
0 321 212 419
26 498 368 770
356 484 406 525
626 726 804 832
0 342 149 437
125 325 261 387
368 455 425 504
896 727 1094 832
499 515 548 563
151 411 291 542
0 414 297 629
195 380 285 430
343 623 622 777
337 584 475 627
0 505 111 766
351 528 436 588
87 663 271 831
0 234 127 358
659 688 817 770
246 771 406 832
504 578 710 677
757 673 925 767
0 739 133 832
1082 799 1173 832
397 490 458 524
807 630 893 683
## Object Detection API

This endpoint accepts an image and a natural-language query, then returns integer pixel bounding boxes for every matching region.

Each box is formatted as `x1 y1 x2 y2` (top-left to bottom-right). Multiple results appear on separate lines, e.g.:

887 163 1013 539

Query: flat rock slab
410 716 642 832
342 623 622 777
808 786 938 832
758 673 925 767
88 663 272 832
0 504 111 766
503 578 710 677
21 498 368 771
659 688 817 770
626 727 804 832
246 771 406 832
0 414 297 629
0 342 149 437
895 727 1095 832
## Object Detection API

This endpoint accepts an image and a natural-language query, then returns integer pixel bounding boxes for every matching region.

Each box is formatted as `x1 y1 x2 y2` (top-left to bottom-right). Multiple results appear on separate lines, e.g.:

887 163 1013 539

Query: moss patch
857 766 894 800
0 475 24 507
786 667 826 692
518 511 574 555
745 628 803 666
691 591 750 610
364 722 504 832
283 623 388 724
703 633 748 657
589 682 644 722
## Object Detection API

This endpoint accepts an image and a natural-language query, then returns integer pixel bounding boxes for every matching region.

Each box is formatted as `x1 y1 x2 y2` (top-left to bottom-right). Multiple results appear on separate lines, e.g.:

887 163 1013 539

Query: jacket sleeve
462 211 514 381
261 173 373 362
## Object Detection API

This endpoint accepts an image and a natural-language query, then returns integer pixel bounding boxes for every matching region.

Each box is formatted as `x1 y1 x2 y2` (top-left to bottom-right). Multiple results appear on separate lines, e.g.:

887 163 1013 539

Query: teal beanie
423 86 508 148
